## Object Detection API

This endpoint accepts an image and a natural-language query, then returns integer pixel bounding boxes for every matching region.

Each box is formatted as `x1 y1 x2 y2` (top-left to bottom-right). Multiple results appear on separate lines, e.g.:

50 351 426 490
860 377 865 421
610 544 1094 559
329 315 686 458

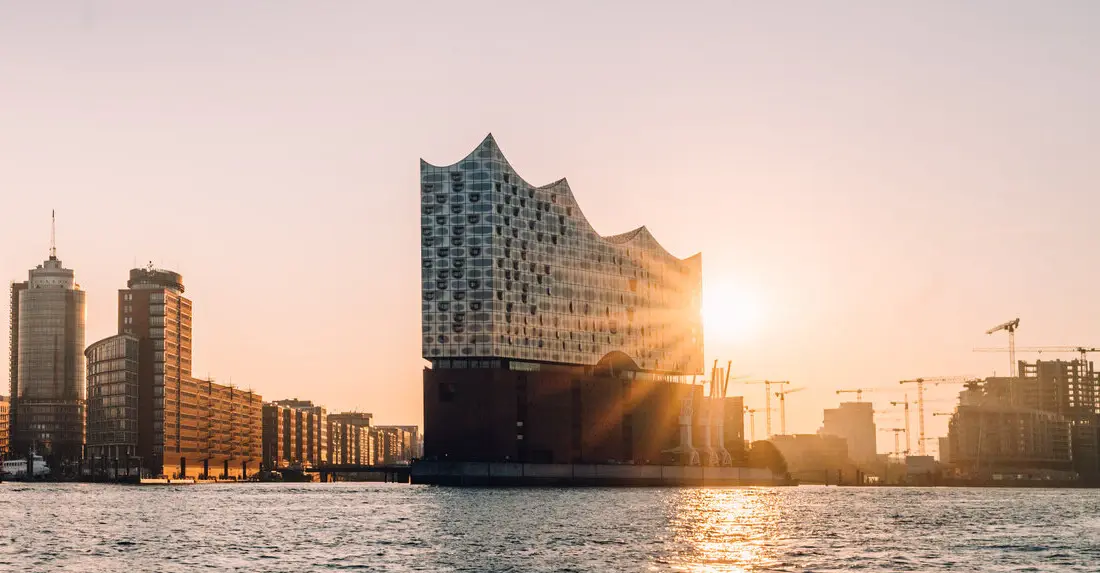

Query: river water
1 483 1097 572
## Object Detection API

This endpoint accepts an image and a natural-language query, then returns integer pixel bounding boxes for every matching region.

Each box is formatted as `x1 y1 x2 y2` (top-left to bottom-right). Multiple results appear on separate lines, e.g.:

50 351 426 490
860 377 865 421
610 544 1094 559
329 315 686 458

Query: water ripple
1 483 1098 571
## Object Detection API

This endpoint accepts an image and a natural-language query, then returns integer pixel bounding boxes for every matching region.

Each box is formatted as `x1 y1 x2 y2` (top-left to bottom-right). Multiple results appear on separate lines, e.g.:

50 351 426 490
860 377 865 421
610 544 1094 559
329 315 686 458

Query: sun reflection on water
665 488 784 573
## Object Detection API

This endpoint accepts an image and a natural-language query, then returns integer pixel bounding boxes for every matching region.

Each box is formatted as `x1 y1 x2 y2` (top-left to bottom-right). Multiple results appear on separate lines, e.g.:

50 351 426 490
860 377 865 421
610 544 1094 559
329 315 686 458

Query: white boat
1 455 51 479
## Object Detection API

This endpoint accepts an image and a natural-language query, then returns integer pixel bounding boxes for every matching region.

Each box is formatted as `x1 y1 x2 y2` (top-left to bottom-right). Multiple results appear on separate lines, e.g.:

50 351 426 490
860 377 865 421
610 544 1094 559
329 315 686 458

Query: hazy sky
2 2 1097 452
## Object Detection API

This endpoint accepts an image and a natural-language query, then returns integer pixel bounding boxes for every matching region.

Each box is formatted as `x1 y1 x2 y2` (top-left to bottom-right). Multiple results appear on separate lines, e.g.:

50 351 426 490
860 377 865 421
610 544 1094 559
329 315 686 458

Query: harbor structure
420 135 707 467
8 215 86 464
821 401 877 465
261 399 328 470
83 266 261 479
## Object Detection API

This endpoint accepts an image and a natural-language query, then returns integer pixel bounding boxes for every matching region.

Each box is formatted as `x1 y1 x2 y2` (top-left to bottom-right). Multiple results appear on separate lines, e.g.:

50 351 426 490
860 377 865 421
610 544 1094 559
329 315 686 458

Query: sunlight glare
703 281 766 344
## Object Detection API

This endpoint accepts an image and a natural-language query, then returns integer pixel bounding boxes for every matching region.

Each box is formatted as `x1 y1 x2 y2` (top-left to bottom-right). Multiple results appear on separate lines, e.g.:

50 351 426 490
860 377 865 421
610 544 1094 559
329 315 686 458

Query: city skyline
3 3 1100 452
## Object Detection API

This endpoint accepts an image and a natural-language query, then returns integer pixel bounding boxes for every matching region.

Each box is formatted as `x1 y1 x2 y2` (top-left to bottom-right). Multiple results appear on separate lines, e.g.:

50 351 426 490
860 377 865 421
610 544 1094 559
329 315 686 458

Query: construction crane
879 427 908 460
899 377 967 455
745 380 788 438
744 406 758 443
836 389 871 402
889 395 912 455
973 346 1100 366
774 387 806 436
985 318 1020 377
743 406 775 444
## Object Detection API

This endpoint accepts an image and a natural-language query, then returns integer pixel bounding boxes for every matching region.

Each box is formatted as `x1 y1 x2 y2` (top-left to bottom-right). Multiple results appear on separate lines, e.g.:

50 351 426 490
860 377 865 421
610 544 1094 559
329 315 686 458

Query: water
1 483 1098 572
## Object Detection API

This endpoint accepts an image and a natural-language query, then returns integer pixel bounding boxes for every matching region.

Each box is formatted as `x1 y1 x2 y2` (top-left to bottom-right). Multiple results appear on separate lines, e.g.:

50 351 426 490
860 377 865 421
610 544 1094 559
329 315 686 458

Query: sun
702 281 765 344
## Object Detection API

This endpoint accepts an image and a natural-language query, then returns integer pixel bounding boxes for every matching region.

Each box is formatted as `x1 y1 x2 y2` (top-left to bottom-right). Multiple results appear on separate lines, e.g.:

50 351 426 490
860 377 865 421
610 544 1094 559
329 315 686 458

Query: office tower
84 334 140 465
9 216 86 464
420 135 704 464
84 266 261 478
821 402 877 465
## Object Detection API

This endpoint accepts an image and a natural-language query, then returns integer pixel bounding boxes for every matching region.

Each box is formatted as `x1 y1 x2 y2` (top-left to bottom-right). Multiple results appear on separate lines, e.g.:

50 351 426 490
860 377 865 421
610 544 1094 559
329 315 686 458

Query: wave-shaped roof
423 134 699 266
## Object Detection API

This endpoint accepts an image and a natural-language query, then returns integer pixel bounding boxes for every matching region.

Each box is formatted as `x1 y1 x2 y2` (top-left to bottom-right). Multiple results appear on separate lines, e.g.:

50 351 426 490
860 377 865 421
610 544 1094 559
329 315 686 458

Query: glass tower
11 250 86 462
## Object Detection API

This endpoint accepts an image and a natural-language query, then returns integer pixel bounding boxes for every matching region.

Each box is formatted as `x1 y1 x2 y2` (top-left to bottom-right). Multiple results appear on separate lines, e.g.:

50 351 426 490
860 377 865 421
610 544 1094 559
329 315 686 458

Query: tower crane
836 389 869 402
879 427 908 460
985 318 1020 377
745 380 788 438
973 346 1100 366
743 406 775 444
744 406 758 444
774 387 806 436
889 395 912 455
899 377 967 455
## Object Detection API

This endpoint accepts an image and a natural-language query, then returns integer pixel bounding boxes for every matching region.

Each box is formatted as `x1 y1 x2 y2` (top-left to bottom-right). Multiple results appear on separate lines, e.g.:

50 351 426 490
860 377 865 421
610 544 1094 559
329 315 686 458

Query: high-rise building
0 395 9 454
85 334 140 463
83 267 261 478
262 399 328 470
821 402 876 465
9 221 86 464
421 135 705 465
7 283 24 456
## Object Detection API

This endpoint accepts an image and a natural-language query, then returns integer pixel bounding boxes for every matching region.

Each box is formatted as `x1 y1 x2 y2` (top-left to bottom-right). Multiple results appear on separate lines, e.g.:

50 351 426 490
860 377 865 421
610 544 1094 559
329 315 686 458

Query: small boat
0 455 51 480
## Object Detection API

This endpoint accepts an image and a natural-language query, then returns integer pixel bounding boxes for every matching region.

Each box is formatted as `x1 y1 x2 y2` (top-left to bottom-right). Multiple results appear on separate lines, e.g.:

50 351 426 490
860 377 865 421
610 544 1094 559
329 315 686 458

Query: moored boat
0 455 51 480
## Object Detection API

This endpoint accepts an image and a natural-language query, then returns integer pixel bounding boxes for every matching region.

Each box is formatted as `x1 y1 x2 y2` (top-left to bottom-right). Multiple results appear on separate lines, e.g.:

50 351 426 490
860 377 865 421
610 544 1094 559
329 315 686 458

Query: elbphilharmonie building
421 135 712 465
420 134 703 374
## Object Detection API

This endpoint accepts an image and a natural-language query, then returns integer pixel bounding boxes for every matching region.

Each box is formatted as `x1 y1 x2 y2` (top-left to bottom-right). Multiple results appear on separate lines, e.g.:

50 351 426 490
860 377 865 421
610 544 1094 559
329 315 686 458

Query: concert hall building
420 135 704 464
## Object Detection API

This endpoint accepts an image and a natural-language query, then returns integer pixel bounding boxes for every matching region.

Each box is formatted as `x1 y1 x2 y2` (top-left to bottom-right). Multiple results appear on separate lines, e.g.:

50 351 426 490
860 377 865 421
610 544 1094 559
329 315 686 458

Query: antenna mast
50 210 57 260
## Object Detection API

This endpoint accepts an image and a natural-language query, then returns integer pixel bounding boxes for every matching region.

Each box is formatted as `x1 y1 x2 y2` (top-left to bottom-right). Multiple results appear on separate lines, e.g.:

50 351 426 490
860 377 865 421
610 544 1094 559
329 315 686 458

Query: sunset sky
2 2 1098 453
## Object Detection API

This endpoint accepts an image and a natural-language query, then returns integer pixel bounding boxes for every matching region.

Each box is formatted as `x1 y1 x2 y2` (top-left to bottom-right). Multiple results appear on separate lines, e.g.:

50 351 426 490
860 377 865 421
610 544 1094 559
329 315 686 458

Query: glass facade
12 256 86 461
85 334 140 460
420 135 703 374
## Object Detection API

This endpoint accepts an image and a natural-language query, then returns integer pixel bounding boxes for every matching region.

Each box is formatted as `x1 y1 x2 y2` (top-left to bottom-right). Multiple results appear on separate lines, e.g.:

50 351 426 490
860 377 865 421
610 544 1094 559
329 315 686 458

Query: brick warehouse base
424 362 722 465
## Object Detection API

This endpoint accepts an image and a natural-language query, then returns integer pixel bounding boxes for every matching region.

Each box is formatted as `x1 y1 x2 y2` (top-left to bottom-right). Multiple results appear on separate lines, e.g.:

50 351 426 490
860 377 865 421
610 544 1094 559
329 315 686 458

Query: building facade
83 267 261 478
944 360 1100 480
7 282 25 457
947 403 1072 476
421 135 706 465
262 399 328 470
0 395 9 454
375 425 420 464
420 134 702 373
9 248 86 464
821 402 877 465
85 334 140 462
328 412 372 465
